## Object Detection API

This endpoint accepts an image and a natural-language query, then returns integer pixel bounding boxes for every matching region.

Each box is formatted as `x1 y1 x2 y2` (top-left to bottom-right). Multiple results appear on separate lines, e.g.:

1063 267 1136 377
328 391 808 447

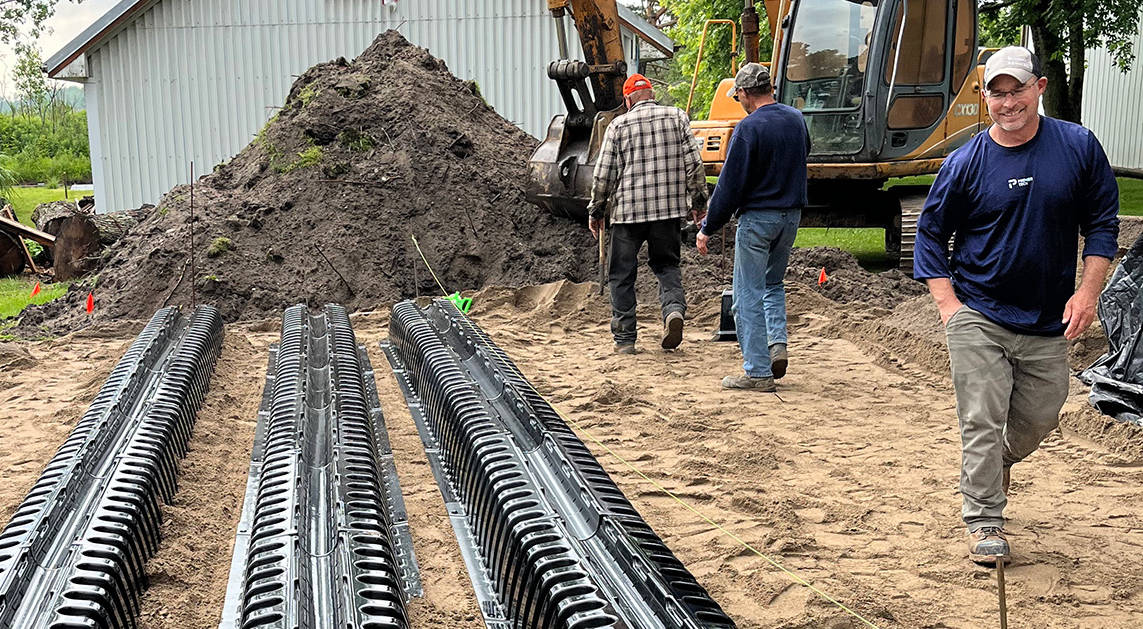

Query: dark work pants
608 218 686 344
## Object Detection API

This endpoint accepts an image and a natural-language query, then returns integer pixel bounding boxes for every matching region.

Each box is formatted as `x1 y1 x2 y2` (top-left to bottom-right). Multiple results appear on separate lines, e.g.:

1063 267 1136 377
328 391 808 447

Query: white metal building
45 0 673 212
1082 12 1143 173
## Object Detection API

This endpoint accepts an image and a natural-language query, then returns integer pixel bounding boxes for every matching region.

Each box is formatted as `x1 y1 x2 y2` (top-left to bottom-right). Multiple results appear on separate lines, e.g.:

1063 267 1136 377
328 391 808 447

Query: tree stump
53 210 146 280
0 232 25 276
32 200 80 237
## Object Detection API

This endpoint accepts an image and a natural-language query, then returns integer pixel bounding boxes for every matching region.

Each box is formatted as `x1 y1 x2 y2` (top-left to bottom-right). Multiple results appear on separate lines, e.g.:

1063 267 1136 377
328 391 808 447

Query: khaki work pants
946 306 1069 531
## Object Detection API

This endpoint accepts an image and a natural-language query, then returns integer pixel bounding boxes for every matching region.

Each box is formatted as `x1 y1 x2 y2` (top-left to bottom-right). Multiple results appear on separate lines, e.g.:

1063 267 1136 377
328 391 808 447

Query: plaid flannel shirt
587 100 707 224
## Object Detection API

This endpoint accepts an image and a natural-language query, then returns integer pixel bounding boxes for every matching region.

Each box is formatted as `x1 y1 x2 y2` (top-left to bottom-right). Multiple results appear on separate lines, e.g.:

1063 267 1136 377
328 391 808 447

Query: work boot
721 374 777 392
662 311 684 350
1003 465 1012 495
770 343 789 379
614 342 636 355
968 526 1010 566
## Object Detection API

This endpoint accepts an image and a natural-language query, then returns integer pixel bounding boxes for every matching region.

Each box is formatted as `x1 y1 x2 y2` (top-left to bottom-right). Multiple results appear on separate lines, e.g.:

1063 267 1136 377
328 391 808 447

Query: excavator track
893 187 929 276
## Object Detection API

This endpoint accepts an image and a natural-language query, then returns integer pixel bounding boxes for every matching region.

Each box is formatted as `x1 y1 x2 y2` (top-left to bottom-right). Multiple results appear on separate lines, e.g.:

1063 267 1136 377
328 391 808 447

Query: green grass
794 228 890 269
0 277 69 320
1117 178 1143 216
5 187 70 225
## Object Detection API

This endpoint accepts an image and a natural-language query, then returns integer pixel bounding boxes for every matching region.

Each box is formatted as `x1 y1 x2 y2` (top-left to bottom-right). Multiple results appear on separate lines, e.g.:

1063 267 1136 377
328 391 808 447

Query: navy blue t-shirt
913 116 1119 335
702 102 810 235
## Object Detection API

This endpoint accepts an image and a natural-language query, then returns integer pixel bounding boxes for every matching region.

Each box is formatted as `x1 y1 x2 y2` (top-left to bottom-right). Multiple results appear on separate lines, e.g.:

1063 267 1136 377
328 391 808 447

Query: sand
3 280 1143 628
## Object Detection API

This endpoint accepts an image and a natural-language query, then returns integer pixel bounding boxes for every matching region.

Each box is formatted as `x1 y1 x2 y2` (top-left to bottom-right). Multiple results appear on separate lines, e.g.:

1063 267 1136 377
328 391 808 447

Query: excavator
526 0 989 272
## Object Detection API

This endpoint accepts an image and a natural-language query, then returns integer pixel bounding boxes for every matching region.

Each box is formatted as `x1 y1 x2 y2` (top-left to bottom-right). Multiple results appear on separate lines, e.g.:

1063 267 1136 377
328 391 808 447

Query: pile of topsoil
21 31 597 333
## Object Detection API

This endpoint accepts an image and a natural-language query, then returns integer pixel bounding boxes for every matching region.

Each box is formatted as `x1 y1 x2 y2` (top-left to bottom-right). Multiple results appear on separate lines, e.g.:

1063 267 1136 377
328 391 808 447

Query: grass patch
794 228 891 270
206 237 234 257
1118 178 1143 216
274 145 323 173
5 187 70 225
298 84 321 107
0 277 69 319
338 130 374 152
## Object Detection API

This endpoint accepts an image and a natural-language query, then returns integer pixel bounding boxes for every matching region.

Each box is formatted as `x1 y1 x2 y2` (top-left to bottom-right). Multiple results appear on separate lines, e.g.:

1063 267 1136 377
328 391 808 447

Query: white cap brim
984 68 1036 88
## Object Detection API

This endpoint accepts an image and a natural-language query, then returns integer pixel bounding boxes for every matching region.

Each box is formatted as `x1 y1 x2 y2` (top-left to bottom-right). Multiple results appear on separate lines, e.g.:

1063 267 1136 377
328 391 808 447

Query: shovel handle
598 222 607 295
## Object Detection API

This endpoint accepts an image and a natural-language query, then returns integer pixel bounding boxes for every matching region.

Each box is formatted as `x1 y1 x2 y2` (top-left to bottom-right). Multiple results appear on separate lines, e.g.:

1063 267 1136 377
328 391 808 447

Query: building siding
1082 12 1143 171
80 0 645 211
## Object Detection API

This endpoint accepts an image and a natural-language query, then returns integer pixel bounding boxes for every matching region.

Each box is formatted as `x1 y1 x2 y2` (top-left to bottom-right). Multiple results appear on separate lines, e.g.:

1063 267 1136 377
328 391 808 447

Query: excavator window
779 0 879 154
951 0 977 93
883 0 948 85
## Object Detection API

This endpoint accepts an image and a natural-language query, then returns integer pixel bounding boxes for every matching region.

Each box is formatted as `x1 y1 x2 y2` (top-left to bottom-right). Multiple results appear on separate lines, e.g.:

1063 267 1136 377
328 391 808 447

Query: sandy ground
3 280 1143 628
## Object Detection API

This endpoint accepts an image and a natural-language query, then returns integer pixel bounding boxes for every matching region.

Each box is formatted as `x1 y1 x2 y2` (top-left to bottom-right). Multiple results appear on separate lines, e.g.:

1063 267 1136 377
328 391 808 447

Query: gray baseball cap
727 62 771 97
984 46 1042 88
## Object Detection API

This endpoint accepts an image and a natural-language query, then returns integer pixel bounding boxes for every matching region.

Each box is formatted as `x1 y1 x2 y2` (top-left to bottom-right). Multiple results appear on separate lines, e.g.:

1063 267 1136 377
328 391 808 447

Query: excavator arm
526 0 629 219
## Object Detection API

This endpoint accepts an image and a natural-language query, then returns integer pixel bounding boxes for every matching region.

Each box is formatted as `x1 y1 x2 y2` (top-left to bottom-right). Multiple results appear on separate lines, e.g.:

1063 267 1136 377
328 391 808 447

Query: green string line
541 391 884 629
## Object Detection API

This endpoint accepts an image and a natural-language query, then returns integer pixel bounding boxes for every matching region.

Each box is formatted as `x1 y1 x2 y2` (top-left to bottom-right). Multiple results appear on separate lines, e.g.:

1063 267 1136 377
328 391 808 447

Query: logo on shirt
1007 176 1033 189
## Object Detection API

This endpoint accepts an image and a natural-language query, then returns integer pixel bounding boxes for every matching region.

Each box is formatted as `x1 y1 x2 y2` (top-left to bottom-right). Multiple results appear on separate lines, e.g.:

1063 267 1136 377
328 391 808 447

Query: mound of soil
20 31 597 333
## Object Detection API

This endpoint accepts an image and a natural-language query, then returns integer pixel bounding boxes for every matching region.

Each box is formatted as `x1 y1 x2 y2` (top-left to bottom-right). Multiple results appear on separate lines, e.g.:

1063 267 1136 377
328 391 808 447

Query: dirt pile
20 31 597 333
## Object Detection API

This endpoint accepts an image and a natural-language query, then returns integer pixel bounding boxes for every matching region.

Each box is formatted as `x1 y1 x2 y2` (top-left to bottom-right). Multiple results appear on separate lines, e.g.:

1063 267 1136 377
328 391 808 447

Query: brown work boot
614 342 636 355
968 526 1010 566
1003 465 1011 495
770 343 788 379
661 311 684 350
721 374 777 392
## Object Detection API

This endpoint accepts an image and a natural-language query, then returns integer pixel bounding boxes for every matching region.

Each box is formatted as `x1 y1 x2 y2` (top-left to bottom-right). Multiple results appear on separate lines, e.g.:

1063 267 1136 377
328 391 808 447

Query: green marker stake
448 292 472 313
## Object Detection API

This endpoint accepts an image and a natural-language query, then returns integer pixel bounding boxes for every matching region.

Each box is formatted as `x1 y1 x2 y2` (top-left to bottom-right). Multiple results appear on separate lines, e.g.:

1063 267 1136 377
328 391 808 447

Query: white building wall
83 0 645 211
1082 12 1143 171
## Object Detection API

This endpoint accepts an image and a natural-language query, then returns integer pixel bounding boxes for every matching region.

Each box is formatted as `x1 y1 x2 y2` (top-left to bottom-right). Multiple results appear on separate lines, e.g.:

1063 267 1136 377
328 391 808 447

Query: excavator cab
692 0 982 271
777 0 979 164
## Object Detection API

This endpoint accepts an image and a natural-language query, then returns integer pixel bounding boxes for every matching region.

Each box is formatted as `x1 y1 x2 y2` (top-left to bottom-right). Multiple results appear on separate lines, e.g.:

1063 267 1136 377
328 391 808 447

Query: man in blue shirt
697 63 810 391
914 47 1119 565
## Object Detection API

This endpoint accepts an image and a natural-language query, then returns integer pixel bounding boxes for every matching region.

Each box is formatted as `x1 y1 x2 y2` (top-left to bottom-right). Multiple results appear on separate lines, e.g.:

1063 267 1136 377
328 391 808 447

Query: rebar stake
190 161 196 308
997 556 1008 629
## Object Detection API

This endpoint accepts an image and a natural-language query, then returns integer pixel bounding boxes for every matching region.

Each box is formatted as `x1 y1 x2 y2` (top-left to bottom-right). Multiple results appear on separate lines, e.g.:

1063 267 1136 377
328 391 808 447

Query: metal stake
997 556 1008 629
190 161 196 307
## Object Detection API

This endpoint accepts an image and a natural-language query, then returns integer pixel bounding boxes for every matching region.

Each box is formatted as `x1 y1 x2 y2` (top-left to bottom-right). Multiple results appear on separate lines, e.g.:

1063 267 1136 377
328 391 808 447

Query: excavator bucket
526 107 622 220
526 114 593 220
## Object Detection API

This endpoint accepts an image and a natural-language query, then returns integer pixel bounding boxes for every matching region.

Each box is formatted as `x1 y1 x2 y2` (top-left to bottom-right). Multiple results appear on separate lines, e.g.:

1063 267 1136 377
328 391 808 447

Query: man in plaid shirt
587 73 708 354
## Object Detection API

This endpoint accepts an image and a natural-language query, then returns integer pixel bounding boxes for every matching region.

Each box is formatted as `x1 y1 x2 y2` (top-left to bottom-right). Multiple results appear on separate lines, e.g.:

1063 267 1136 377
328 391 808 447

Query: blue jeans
732 209 801 377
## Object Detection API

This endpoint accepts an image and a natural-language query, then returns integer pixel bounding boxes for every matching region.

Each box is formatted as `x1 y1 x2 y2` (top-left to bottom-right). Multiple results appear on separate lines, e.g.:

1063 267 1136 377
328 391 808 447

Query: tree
980 0 1143 123
633 1 677 29
12 42 48 121
1 0 81 45
662 0 772 119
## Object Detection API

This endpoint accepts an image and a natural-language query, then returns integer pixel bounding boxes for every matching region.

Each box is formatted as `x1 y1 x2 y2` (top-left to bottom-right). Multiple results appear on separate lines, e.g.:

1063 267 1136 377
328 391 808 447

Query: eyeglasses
732 87 741 102
984 79 1035 101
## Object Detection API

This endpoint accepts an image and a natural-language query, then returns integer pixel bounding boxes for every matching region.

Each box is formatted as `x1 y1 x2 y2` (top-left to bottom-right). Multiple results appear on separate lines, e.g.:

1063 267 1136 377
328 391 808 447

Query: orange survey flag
86 292 94 313
30 282 41 297
818 268 828 285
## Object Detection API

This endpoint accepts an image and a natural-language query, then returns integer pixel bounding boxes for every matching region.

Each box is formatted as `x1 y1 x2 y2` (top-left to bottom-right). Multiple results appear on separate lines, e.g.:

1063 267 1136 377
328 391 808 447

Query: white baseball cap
984 46 1043 88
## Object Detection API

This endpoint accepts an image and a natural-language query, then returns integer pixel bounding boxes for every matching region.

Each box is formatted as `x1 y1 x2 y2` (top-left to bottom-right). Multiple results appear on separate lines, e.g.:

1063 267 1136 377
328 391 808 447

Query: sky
0 0 121 96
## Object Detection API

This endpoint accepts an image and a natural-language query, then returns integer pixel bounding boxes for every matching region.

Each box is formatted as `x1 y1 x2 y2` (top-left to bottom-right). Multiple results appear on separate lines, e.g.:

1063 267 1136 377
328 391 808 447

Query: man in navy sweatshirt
913 47 1119 565
697 63 810 391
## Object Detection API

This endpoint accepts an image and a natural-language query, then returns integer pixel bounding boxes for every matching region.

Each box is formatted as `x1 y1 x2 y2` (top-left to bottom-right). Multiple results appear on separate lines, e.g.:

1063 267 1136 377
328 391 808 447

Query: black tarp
1079 232 1143 426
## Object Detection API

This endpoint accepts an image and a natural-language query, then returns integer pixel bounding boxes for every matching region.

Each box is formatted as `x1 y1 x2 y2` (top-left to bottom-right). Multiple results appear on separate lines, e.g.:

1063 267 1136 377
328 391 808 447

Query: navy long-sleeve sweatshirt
913 116 1120 335
701 102 810 235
